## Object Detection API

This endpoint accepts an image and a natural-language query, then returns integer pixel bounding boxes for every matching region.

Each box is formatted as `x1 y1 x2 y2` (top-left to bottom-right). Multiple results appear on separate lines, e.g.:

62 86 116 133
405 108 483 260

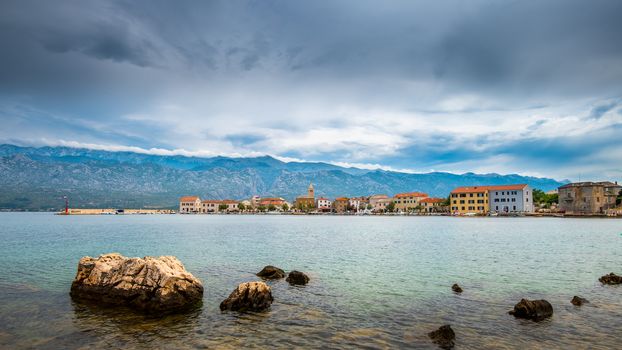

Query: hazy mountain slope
0 145 566 210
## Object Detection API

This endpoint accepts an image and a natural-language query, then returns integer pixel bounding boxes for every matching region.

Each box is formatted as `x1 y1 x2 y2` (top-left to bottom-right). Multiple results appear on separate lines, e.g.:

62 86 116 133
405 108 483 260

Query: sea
0 213 620 349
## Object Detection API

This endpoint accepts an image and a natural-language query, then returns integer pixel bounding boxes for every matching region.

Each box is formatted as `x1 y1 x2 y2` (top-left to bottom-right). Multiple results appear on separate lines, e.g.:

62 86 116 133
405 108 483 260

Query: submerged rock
599 273 622 285
220 281 273 312
451 284 463 293
256 265 285 279
286 271 310 285
571 296 589 306
70 253 203 313
508 299 553 321
428 325 455 349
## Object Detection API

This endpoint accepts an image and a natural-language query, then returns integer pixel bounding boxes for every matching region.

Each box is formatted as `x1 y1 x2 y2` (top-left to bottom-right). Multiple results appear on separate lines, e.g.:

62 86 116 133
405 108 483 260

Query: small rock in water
571 296 589 306
256 265 285 279
508 299 553 321
220 281 273 312
598 272 622 285
451 284 463 293
70 253 203 313
428 324 455 349
286 271 310 285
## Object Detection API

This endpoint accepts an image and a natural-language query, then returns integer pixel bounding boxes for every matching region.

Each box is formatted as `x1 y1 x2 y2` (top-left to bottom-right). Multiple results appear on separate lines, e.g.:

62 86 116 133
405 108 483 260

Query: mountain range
0 144 567 210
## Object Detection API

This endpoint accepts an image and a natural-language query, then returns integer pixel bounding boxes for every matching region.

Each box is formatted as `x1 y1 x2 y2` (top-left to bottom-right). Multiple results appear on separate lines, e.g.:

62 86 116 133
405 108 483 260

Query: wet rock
599 273 622 285
70 253 203 313
256 265 285 279
220 281 273 312
428 324 455 349
451 284 463 293
571 296 589 306
286 271 310 285
508 299 553 321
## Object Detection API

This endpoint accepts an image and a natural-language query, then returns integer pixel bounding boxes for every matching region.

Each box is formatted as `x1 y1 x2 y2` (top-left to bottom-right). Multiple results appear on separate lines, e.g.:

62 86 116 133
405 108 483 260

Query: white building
179 196 201 213
488 184 533 213
316 197 332 211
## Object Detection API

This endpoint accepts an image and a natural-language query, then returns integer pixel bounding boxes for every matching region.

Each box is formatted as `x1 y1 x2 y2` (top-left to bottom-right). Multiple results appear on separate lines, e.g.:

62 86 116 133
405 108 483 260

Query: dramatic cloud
0 0 621 180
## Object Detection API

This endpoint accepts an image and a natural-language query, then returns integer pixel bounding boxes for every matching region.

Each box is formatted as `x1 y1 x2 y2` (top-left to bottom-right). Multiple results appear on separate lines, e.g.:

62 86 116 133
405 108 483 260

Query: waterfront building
221 200 240 212
450 186 489 215
450 184 533 215
349 196 369 212
420 197 446 213
201 200 221 213
316 197 332 212
250 195 261 208
332 197 349 213
259 197 288 210
179 196 201 213
294 183 316 210
488 184 533 213
393 192 428 212
369 194 391 212
558 181 621 214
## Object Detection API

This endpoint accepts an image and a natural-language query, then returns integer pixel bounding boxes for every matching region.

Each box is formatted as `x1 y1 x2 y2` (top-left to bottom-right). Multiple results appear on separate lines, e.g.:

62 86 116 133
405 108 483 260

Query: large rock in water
70 253 203 312
508 299 553 321
256 265 285 279
599 273 622 285
428 325 455 349
220 281 273 312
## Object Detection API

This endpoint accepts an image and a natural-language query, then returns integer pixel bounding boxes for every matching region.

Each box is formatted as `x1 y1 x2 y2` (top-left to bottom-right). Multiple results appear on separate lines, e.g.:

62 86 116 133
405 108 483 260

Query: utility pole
63 195 68 214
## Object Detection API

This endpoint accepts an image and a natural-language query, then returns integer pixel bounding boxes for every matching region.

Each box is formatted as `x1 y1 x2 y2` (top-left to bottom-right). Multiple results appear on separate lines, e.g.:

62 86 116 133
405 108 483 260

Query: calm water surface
0 213 621 349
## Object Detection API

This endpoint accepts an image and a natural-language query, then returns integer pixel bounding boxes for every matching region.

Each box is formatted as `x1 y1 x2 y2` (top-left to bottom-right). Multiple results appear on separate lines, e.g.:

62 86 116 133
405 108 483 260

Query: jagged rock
220 281 273 312
571 296 589 306
256 265 285 279
70 253 203 313
451 284 463 293
428 325 455 349
286 271 310 285
508 299 553 321
599 273 622 285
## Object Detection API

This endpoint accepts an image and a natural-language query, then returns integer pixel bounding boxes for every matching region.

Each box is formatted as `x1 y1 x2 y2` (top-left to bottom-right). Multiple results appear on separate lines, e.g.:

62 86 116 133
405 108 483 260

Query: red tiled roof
180 196 200 202
451 184 527 193
334 197 349 201
394 192 428 198
259 199 285 205
221 200 239 204
421 197 444 203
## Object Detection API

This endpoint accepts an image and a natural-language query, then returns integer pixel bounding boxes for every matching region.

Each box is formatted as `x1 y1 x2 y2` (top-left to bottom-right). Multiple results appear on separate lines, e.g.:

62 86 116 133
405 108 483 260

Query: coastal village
179 180 622 216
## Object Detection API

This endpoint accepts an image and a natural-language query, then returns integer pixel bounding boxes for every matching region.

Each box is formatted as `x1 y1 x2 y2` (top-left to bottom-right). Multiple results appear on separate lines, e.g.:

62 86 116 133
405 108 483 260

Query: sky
0 0 621 181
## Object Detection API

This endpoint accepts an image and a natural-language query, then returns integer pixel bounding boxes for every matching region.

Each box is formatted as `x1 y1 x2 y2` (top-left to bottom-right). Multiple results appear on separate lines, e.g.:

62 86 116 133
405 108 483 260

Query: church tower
308 182 314 198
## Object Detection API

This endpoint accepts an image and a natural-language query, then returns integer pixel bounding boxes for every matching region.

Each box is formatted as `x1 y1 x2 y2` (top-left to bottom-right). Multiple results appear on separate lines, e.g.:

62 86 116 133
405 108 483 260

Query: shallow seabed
0 213 621 349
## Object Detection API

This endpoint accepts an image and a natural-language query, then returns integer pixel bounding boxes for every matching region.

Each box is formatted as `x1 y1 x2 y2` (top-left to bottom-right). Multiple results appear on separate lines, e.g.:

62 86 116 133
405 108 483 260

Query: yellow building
450 186 489 215
294 183 316 210
393 192 428 212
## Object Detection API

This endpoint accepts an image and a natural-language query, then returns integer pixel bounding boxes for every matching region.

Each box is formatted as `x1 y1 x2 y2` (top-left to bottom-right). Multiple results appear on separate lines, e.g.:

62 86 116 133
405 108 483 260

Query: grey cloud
589 101 618 119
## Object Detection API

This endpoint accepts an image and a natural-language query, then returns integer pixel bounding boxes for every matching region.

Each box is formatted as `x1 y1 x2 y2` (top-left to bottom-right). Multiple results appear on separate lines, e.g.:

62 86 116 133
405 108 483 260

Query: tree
282 203 289 211
268 204 276 212
359 203 366 211
218 203 228 211
617 189 622 206
386 202 395 212
414 204 424 213
366 204 373 210
257 205 266 212
441 195 451 206
238 203 246 211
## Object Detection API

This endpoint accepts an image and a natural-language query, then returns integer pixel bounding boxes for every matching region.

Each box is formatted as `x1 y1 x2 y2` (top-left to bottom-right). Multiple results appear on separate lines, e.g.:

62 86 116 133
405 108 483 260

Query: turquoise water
0 213 620 349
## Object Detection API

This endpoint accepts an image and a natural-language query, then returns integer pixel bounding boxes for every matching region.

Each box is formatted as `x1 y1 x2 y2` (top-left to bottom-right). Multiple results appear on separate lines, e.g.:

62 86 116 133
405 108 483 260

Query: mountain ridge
0 144 567 210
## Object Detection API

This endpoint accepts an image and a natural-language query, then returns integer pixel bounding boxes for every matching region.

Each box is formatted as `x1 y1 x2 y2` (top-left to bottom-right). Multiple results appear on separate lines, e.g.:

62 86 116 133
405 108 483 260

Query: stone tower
308 182 314 198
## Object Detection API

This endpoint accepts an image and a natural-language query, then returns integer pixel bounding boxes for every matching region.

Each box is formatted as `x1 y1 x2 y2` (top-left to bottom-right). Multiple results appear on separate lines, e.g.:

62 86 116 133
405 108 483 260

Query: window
494 198 499 202
496 206 499 210
469 193 473 197
513 206 516 211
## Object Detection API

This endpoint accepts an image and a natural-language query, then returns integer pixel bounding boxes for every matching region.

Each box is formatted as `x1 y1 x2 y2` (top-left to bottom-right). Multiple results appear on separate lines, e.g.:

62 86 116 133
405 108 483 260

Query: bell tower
308 182 314 198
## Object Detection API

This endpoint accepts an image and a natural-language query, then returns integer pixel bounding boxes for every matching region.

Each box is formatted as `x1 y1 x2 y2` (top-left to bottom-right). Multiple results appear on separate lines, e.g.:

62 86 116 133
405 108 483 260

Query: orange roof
451 184 527 193
259 199 285 205
334 197 349 201
421 197 444 203
395 192 428 198
317 197 329 200
221 200 239 204
180 196 200 202
260 197 284 201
